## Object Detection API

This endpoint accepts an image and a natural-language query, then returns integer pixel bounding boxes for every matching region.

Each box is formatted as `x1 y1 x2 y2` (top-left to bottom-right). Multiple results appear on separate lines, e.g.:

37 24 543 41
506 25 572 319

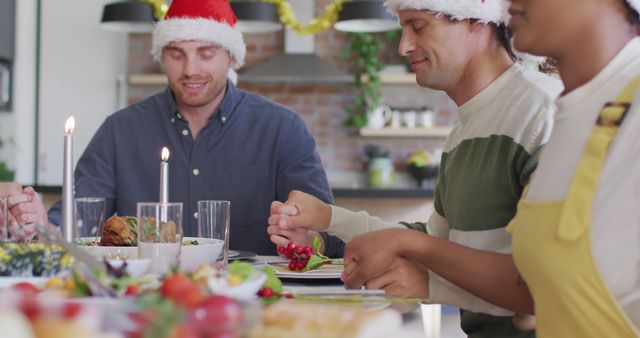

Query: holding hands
343 229 430 298
267 190 332 251
1 183 50 242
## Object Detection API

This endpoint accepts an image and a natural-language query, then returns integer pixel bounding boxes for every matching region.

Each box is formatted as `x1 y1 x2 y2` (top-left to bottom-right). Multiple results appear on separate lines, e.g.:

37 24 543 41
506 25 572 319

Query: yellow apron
507 77 640 338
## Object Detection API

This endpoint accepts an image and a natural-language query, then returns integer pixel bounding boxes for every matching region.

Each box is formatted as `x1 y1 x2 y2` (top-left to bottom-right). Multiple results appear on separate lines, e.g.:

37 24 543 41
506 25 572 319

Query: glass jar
368 157 395 188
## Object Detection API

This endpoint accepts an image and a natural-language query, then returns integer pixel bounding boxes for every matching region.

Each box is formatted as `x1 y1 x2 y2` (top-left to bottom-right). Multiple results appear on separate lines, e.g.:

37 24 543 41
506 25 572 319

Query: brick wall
126 2 457 188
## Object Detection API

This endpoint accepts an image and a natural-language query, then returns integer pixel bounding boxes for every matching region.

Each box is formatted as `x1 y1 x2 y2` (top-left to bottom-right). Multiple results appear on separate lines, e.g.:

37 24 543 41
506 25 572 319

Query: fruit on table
160 272 204 309
11 282 40 296
277 237 331 272
186 295 243 338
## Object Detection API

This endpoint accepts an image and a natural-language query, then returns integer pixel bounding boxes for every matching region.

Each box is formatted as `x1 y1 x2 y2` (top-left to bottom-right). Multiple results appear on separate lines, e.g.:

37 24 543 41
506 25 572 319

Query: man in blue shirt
47 0 343 256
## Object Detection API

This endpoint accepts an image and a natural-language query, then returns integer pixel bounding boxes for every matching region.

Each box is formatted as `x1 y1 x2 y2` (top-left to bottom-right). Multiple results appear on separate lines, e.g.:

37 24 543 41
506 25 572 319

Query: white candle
62 116 75 242
160 147 170 204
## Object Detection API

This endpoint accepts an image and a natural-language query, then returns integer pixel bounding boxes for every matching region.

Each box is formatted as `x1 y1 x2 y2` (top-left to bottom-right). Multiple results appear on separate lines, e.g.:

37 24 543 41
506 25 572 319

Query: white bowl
208 271 267 301
181 238 225 272
78 237 224 273
106 259 151 278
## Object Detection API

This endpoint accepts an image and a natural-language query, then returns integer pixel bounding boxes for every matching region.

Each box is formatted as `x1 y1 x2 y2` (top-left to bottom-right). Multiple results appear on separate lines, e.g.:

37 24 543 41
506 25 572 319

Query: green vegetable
260 267 282 294
228 261 254 280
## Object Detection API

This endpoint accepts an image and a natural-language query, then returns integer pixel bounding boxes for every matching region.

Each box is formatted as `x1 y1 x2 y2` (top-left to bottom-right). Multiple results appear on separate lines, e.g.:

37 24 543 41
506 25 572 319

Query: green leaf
259 267 282 294
312 236 322 254
301 254 325 272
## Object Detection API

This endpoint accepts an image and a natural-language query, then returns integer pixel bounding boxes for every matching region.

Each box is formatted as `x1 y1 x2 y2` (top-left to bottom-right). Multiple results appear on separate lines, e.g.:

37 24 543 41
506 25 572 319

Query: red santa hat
384 0 548 63
151 0 246 69
384 0 509 24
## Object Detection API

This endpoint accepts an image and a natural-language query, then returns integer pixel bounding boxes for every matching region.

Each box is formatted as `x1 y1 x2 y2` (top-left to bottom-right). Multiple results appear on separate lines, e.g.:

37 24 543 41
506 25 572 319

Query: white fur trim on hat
627 0 640 14
384 0 509 24
152 18 246 69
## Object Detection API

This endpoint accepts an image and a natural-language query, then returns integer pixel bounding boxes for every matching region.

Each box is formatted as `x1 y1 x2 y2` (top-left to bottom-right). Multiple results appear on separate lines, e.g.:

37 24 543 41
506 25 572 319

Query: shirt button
221 116 227 123
182 129 189 136
171 118 175 123
192 169 199 176
193 212 198 219
177 113 183 119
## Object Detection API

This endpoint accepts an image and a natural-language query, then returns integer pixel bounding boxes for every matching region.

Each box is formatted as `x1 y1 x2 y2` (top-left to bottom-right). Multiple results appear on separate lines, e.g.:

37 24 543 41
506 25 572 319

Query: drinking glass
74 197 106 240
137 202 183 274
197 200 230 269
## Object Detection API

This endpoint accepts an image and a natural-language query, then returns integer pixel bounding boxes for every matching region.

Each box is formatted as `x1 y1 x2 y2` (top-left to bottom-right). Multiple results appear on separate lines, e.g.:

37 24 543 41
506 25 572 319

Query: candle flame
64 116 75 134
161 147 170 161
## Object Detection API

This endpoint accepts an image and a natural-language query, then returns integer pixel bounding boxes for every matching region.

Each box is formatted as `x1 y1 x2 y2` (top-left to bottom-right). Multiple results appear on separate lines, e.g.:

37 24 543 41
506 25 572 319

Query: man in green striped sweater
267 0 562 337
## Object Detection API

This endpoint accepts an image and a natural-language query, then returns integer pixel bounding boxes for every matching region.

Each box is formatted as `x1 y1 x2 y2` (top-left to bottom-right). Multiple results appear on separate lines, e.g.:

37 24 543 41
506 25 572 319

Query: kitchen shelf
129 72 419 86
359 127 453 138
360 73 417 84
129 73 167 86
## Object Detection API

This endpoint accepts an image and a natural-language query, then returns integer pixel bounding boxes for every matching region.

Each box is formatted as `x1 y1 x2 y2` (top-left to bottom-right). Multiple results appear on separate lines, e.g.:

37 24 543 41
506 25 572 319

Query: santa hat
384 0 547 63
151 0 246 69
627 0 640 13
384 0 509 24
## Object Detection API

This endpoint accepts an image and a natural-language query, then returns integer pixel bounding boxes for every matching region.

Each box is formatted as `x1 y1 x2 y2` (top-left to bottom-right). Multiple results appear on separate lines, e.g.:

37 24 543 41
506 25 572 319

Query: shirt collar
458 63 521 124
162 79 242 125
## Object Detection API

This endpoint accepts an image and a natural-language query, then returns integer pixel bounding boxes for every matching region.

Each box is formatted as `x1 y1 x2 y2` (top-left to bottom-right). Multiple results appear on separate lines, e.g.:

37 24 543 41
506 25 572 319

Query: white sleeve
428 271 515 316
326 206 404 243
425 212 515 315
426 211 449 239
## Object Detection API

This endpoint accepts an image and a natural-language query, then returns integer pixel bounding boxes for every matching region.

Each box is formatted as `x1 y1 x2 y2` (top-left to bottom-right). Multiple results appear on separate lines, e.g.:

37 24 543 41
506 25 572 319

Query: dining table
249 255 442 338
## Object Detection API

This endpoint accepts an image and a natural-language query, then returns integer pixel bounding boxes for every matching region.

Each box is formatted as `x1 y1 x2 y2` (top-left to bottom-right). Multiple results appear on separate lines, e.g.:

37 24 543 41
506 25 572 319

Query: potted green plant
0 138 15 182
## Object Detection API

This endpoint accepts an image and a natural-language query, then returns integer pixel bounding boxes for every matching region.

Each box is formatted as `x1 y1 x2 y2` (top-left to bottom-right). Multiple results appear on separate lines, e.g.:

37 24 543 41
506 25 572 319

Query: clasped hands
1 182 51 242
268 190 429 298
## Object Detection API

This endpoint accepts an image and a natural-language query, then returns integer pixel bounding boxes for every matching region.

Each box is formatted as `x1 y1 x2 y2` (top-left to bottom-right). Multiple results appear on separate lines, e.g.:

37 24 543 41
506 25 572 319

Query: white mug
367 105 391 129
390 110 402 129
403 111 417 128
419 110 434 128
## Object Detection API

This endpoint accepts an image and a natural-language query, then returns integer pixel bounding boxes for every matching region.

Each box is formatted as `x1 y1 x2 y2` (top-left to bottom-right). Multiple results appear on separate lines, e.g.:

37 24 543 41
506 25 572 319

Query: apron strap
557 75 640 241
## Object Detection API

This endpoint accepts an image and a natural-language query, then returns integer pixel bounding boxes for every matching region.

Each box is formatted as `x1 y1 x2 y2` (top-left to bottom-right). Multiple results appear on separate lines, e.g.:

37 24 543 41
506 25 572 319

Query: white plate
77 237 224 272
267 261 343 279
228 250 239 258
228 250 257 261
0 277 50 289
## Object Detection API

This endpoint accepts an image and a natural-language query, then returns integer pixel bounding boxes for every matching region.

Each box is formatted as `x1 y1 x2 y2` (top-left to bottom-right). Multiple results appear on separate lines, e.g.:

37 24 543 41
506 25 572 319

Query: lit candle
160 147 170 204
62 116 75 242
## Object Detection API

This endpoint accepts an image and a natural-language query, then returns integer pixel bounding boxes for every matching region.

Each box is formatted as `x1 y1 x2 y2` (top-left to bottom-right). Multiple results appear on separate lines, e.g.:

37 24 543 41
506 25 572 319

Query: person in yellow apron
505 0 640 336
338 0 639 336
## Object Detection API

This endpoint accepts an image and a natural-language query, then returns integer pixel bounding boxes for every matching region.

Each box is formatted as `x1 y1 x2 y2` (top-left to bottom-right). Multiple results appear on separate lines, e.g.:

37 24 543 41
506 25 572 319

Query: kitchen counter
332 187 433 199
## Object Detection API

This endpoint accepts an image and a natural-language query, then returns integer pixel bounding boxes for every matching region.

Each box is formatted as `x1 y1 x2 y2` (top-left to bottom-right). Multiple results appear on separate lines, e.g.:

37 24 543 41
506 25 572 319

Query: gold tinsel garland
265 0 351 35
141 0 169 20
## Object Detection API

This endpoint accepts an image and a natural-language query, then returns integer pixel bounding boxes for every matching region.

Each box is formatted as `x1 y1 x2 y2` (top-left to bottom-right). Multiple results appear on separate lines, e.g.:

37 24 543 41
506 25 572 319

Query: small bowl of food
106 258 151 278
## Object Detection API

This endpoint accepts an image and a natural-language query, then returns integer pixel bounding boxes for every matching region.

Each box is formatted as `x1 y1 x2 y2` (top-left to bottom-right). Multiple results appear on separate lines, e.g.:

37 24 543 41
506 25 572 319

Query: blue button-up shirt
48 82 343 256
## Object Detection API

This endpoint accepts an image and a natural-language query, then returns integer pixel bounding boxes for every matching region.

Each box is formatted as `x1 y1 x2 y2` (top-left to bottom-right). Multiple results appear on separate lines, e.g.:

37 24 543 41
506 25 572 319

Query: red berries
278 241 314 271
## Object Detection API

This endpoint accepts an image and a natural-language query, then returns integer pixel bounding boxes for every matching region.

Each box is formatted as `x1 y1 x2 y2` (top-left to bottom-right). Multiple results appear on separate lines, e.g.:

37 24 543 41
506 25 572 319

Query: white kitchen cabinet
37 0 127 185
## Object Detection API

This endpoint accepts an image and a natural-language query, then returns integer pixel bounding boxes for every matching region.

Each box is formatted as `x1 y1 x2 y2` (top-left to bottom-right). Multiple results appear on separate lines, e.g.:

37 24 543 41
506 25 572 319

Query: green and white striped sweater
327 64 562 338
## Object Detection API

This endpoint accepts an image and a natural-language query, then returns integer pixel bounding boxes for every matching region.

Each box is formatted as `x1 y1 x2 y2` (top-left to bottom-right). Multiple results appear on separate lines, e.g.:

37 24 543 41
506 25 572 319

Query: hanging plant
341 31 397 128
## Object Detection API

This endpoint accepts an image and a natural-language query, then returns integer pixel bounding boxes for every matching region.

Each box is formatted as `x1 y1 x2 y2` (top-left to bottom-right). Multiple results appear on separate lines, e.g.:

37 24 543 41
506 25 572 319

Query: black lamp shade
101 1 155 33
335 0 399 33
231 1 283 33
